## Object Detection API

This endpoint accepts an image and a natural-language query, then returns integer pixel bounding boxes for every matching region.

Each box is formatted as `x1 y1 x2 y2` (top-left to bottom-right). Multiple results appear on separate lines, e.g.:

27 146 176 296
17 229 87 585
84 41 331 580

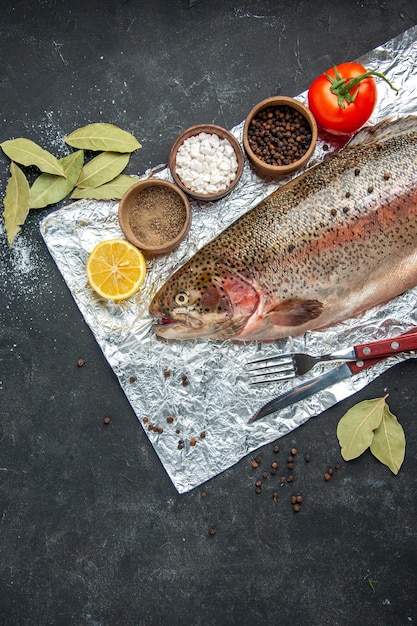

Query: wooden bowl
169 124 244 202
242 96 317 180
118 179 191 257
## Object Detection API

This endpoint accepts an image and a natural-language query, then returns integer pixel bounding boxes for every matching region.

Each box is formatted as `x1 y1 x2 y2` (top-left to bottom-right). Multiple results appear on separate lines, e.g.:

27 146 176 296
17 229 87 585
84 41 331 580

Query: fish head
149 259 260 340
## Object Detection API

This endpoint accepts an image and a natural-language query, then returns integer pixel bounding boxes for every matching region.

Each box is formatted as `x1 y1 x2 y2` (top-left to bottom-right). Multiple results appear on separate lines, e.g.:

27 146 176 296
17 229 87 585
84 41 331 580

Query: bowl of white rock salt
169 124 244 202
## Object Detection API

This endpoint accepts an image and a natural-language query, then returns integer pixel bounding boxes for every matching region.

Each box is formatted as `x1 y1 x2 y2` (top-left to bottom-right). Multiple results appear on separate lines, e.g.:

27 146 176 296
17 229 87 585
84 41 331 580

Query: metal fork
248 347 356 384
247 330 417 384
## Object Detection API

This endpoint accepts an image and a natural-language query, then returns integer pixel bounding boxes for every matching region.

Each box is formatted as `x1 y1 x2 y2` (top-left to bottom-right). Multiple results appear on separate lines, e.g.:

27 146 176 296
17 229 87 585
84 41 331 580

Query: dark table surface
1 2 417 625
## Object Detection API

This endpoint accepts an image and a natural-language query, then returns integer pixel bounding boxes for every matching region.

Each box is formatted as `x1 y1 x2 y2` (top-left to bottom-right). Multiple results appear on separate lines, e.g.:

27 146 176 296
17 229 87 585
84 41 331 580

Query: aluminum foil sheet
41 26 417 493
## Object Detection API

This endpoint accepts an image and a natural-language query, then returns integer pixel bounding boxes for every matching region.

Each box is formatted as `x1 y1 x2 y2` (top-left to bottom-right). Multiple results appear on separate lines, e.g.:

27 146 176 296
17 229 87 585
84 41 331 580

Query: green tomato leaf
76 152 130 188
65 123 141 153
30 150 84 209
3 162 31 244
337 396 387 461
370 404 405 475
0 138 66 177
71 174 138 200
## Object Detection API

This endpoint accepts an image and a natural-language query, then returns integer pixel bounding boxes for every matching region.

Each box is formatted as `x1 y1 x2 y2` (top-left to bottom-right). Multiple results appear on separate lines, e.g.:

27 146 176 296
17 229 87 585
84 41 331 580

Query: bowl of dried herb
118 179 191 256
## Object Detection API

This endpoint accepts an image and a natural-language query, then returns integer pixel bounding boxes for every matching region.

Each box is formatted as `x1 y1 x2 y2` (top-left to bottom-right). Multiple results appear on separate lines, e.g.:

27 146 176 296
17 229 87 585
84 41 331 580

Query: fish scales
150 117 417 341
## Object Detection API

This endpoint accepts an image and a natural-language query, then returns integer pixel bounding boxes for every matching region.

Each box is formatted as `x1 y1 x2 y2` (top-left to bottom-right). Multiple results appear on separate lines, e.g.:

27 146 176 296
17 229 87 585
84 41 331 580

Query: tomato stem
324 66 398 109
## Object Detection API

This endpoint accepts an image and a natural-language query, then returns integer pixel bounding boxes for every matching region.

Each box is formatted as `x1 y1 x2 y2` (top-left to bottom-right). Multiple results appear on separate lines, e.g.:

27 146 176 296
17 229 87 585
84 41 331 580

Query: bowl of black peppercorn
242 96 317 180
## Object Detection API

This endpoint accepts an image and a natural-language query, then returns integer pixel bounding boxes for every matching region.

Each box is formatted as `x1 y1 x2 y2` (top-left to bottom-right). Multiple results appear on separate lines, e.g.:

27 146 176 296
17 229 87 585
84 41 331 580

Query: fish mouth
152 313 206 337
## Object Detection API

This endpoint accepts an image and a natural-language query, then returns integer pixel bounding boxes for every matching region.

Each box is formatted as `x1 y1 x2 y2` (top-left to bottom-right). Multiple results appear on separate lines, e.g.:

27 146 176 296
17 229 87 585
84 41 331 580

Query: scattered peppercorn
280 476 286 483
273 445 280 454
296 494 303 504
291 495 297 504
255 486 262 494
247 104 312 166
181 373 189 386
287 456 294 463
324 472 331 481
190 438 197 446
200 431 206 439
334 463 340 470
272 491 279 502
163 369 171 378
201 491 207 499
255 456 262 464
175 428 181 434
271 462 278 470
251 460 259 469
262 471 268 479
208 527 217 536
287 475 294 483
255 480 262 488
354 168 360 176
304 454 311 462
293 503 301 513
291 448 298 456
178 440 184 450
287 462 294 470
103 416 111 425
143 417 149 424
77 358 85 367
129 376 137 383
328 468 334 476
166 416 174 424
383 172 390 180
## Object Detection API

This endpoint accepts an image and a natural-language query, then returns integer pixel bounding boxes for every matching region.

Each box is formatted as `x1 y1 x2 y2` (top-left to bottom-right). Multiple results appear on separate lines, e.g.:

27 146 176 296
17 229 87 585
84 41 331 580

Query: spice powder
128 185 187 246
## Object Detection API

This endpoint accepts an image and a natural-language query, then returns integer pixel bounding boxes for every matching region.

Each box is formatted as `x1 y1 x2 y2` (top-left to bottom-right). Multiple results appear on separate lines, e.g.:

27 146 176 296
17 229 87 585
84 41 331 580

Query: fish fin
348 115 417 147
265 299 323 327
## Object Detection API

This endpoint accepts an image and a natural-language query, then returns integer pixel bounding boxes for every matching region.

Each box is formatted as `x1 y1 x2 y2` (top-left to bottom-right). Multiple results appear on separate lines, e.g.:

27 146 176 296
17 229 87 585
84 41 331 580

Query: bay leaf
370 404 405 475
1 138 66 177
71 174 138 200
3 162 31 244
337 396 387 461
30 150 84 209
65 123 141 153
76 152 130 188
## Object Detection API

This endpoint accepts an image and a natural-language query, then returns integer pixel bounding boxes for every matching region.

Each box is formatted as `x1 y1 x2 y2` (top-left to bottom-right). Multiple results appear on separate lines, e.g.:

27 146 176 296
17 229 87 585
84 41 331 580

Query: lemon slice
86 238 146 301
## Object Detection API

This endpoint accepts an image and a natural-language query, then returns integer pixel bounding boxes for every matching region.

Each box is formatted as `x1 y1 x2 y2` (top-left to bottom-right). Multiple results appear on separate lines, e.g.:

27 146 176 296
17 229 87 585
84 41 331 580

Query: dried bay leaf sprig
76 152 130 188
1 138 67 177
71 174 138 200
65 122 141 153
337 395 406 475
3 162 31 244
30 150 84 209
1 123 142 244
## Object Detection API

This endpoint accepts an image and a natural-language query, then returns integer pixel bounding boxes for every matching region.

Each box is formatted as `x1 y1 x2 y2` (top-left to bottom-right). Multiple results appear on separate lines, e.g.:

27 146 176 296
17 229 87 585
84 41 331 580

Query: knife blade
248 356 388 424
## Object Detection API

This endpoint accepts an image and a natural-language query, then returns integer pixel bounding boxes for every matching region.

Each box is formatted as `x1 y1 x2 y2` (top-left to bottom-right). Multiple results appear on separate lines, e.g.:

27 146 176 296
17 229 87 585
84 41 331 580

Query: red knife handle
354 330 417 360
348 356 388 375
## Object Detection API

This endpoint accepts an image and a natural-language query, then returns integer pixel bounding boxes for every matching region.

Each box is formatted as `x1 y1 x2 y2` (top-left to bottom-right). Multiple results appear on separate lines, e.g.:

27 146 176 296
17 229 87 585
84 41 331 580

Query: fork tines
247 354 296 384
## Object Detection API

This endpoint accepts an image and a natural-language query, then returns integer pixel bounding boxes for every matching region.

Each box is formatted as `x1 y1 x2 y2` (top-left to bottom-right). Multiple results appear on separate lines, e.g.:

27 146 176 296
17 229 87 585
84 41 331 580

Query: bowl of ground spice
243 96 317 180
169 124 244 201
118 179 191 256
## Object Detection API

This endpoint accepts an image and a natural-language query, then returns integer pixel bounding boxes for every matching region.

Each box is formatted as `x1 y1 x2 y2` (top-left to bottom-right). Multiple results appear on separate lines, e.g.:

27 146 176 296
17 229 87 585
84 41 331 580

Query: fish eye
174 290 189 306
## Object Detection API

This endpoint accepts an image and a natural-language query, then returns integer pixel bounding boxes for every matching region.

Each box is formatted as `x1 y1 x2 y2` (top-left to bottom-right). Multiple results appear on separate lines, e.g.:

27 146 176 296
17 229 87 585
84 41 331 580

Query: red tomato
308 62 378 135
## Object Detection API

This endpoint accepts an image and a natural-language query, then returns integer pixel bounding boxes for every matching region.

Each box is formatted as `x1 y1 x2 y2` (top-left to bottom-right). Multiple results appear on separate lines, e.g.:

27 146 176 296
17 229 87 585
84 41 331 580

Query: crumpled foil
41 26 417 493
